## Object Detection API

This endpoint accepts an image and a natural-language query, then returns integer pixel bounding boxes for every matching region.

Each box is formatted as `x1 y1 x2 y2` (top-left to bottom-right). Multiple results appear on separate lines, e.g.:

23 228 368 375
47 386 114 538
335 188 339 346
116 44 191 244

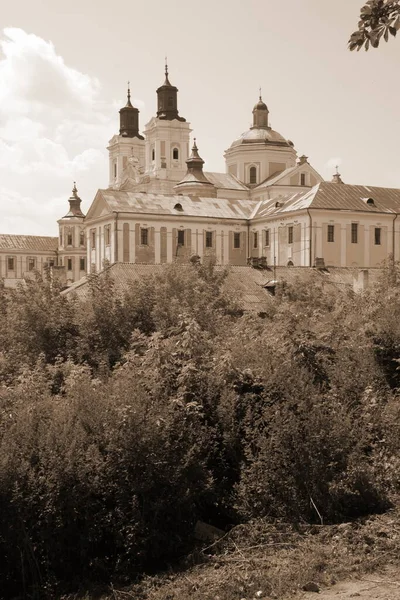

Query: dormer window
173 148 179 160
249 166 257 184
174 202 183 211
300 173 306 186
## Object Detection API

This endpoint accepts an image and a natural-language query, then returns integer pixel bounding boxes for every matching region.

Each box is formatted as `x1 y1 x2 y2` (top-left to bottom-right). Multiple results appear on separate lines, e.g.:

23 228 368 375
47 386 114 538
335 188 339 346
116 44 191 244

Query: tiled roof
0 234 58 252
204 172 249 191
62 263 273 312
98 190 256 220
253 182 400 219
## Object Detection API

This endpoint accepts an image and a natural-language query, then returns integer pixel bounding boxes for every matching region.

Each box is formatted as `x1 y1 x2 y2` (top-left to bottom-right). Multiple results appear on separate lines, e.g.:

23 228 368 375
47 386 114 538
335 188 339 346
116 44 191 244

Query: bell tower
143 62 191 190
107 84 145 188
58 183 87 284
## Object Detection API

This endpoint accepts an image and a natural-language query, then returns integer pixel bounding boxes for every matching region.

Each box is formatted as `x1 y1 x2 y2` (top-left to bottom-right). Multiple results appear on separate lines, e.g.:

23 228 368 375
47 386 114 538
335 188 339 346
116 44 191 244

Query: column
216 230 223 265
223 229 230 265
340 226 347 266
364 225 370 267
155 228 161 264
166 227 173 263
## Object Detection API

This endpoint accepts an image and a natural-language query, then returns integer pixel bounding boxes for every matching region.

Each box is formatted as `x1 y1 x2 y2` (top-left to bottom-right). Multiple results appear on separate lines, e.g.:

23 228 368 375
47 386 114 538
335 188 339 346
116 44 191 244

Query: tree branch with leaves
349 0 400 50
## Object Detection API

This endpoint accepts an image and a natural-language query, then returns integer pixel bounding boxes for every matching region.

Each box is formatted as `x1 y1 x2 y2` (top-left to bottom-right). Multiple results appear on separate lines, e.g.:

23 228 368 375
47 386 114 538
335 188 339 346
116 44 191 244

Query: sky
0 0 399 235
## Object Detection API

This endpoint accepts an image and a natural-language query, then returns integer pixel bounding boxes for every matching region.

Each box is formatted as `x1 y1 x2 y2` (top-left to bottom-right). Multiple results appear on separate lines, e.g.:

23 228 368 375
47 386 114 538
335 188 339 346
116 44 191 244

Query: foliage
1 262 400 597
349 0 400 50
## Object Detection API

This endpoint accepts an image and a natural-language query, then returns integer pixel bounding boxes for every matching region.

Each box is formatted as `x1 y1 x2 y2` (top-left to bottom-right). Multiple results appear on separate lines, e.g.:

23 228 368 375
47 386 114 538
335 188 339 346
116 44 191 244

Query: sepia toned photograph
1 1 400 598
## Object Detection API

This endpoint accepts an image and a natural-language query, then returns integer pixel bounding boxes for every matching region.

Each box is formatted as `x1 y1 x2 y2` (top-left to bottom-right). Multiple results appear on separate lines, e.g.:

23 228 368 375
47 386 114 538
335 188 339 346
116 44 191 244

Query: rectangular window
253 231 258 249
67 233 73 246
7 257 15 271
114 162 117 178
59 231 63 246
264 229 270 247
177 230 185 246
47 259 55 267
91 229 96 249
288 226 293 244
28 258 36 271
300 173 306 186
351 223 358 244
67 258 72 271
375 227 381 245
80 231 85 246
80 257 86 271
233 232 241 249
105 225 111 246
205 231 213 248
140 228 148 246
327 224 335 243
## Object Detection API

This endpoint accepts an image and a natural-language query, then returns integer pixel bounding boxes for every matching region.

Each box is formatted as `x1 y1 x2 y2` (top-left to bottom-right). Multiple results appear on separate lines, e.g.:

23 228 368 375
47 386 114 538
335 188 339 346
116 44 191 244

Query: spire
119 83 144 139
125 81 133 108
331 165 344 184
251 91 269 129
63 182 85 218
156 61 186 122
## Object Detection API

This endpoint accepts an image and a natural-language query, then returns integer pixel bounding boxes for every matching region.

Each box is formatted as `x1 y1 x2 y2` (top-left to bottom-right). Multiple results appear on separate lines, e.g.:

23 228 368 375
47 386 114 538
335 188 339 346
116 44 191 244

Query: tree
349 0 400 50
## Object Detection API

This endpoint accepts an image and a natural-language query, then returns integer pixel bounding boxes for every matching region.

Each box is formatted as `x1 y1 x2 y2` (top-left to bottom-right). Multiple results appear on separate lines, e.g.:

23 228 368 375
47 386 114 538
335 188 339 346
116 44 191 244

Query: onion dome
119 83 144 139
63 182 85 218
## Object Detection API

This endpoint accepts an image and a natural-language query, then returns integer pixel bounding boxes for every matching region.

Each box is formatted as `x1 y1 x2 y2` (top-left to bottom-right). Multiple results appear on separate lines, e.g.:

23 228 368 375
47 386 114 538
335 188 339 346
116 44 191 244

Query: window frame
233 232 241 249
264 229 270 247
172 148 179 161
375 227 381 246
79 231 85 247
67 232 73 246
177 229 185 246
67 258 73 272
105 225 111 246
7 256 15 271
288 225 294 245
79 257 86 271
327 224 335 243
205 231 213 248
27 257 36 272
249 166 257 185
140 227 149 246
253 231 258 249
91 229 96 249
300 173 306 186
351 223 358 244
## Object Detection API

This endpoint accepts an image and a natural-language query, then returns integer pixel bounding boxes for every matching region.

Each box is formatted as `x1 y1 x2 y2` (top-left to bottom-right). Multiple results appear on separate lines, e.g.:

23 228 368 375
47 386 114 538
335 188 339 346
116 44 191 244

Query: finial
193 137 197 149
72 181 78 196
335 164 339 174
127 80 131 101
165 55 168 77
259 86 262 100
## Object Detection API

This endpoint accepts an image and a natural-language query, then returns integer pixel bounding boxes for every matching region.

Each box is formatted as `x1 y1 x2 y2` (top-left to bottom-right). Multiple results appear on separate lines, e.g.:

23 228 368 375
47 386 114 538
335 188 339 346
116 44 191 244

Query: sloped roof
204 172 249 191
0 234 58 252
255 165 298 189
253 182 400 219
92 190 256 220
62 263 273 312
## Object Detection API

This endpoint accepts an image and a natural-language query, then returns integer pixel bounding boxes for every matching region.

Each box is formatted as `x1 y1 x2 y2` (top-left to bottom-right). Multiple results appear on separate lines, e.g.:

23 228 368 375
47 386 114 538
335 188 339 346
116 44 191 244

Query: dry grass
63 501 400 600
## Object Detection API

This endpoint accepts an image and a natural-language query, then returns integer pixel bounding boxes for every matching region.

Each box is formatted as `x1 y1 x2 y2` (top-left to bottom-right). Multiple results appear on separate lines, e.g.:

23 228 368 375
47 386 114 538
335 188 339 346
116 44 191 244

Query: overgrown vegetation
1 263 400 598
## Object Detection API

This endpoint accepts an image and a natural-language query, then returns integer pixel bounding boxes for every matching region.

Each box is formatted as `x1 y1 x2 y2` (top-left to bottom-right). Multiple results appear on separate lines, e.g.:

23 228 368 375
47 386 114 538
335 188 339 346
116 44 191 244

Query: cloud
0 28 136 234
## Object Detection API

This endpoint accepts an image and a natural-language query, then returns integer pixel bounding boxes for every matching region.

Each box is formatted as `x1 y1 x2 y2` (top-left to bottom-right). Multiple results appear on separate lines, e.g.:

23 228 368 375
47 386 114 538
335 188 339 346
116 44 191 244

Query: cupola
119 84 144 139
251 91 269 129
331 167 344 184
156 61 186 122
63 182 85 218
174 139 216 196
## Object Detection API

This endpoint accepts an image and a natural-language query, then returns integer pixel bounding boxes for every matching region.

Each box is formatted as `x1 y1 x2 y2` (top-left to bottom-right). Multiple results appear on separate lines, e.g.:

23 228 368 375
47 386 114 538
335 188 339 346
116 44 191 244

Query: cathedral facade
1 66 400 288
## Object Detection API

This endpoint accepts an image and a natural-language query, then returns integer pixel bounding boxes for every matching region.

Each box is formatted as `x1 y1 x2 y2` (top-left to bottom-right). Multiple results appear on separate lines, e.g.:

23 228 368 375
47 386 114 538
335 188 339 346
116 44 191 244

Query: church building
1 65 400 288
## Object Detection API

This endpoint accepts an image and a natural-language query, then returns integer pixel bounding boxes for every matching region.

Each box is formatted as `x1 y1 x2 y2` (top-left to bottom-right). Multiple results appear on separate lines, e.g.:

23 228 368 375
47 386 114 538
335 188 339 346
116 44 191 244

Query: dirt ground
301 568 400 600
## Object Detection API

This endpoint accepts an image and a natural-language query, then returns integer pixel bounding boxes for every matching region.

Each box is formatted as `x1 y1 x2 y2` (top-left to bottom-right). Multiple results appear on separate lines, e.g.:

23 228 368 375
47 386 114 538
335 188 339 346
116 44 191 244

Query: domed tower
224 93 297 187
143 62 192 190
107 84 145 188
174 139 216 196
58 183 87 284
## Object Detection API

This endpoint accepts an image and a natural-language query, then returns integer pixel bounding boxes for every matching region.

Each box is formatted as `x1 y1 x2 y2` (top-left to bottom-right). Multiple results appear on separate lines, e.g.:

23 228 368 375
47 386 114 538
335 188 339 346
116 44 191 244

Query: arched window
152 148 155 161
249 166 257 184
173 148 179 160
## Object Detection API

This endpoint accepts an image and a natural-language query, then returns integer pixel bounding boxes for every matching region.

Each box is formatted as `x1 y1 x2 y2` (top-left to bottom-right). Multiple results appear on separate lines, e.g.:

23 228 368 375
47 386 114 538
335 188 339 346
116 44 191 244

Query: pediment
85 190 112 221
